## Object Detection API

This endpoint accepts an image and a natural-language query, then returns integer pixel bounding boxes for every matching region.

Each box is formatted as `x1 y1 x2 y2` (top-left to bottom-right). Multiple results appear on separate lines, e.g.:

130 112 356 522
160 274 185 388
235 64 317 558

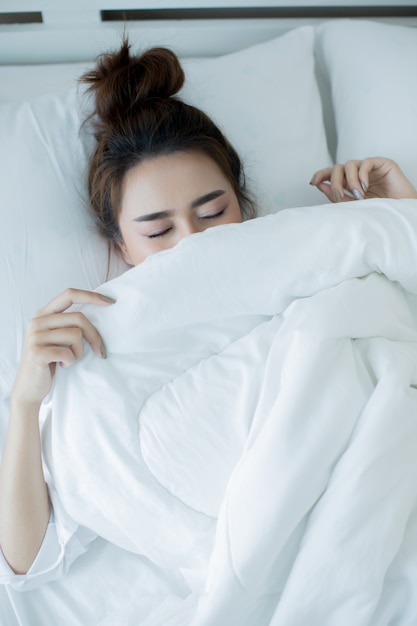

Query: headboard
1 0 417 64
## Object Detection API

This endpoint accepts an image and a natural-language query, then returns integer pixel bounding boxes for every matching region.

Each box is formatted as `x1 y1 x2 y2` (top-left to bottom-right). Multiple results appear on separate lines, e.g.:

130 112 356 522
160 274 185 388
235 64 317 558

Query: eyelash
147 228 173 239
200 209 225 221
147 209 226 239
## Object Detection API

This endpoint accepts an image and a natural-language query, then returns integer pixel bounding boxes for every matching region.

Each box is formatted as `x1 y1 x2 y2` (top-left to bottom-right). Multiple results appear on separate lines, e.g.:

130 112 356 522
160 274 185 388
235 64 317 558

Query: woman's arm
310 157 417 202
0 289 114 574
0 399 51 574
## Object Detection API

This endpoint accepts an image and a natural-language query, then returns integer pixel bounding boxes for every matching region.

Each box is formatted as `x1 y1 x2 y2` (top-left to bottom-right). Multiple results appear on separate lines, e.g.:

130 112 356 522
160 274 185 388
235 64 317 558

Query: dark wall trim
0 12 43 24
0 7 415 26
101 6 417 21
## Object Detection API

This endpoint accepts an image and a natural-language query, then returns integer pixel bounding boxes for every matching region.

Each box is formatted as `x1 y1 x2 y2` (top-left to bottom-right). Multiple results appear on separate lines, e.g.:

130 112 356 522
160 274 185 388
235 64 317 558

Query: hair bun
80 37 185 127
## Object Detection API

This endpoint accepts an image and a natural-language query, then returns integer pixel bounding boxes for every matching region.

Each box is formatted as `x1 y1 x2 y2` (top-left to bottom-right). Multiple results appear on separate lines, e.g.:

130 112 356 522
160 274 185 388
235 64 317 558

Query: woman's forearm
0 289 111 576
0 399 50 574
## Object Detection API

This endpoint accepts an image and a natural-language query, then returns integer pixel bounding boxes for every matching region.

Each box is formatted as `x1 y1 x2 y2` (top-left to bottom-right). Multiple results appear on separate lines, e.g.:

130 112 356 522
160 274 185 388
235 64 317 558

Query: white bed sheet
1 538 190 626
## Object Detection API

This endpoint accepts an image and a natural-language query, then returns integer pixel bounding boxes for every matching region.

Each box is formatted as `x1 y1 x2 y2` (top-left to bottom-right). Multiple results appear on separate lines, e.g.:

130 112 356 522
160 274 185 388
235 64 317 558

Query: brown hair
79 37 257 248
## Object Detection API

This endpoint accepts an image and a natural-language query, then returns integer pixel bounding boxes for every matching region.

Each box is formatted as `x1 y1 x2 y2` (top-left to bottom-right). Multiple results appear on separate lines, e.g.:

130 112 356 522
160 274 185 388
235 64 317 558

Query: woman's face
118 151 242 265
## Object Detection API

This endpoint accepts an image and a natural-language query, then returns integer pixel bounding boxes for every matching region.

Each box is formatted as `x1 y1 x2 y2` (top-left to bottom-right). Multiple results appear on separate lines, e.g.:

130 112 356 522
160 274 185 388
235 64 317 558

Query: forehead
121 151 231 215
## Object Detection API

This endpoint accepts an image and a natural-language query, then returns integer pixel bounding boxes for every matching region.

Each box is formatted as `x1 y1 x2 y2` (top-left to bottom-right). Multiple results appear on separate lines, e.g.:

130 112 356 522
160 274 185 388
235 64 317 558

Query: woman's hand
310 157 417 203
12 288 115 409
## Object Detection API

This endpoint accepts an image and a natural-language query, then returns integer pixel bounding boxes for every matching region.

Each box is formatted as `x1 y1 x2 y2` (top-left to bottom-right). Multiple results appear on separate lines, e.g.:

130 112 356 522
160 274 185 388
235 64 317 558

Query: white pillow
316 19 417 187
0 26 331 428
0 90 126 439
181 26 331 214
0 63 91 103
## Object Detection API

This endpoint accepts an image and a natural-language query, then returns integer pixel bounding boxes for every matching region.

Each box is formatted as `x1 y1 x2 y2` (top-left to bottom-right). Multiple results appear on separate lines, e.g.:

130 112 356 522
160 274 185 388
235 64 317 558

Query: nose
177 218 202 241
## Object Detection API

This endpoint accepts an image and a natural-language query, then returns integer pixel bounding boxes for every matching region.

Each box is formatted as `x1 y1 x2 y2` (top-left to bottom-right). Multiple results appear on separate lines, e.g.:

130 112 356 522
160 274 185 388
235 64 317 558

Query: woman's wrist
9 394 42 422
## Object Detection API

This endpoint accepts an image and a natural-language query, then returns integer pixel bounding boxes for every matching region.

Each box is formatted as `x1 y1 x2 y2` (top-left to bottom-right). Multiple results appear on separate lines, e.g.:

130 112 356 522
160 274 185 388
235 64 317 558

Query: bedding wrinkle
3 588 24 626
139 316 279 518
21 93 110 294
0 241 30 432
272 378 417 624
27 95 77 189
2 254 24 356
31 198 417 624
28 93 106 290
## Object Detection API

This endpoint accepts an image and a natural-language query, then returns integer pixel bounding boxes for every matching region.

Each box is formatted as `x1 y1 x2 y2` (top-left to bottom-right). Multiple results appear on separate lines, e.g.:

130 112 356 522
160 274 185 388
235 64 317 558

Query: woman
0 37 416 582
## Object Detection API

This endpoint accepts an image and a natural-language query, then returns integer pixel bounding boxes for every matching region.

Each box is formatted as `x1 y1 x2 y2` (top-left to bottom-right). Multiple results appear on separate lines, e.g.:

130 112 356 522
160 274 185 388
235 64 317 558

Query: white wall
1 1 416 64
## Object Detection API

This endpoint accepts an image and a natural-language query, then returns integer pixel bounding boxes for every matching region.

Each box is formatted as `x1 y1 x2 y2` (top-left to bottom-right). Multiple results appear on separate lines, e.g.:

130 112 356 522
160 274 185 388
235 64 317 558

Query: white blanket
43 199 417 625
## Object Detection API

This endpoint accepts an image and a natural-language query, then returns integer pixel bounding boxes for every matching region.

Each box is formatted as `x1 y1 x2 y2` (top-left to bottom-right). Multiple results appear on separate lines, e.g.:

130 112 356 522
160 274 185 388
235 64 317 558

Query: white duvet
42 198 417 625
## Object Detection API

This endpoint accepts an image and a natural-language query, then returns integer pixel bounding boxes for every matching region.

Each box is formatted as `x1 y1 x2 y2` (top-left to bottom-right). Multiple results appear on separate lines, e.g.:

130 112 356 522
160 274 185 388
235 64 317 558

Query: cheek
121 229 170 266
119 227 146 266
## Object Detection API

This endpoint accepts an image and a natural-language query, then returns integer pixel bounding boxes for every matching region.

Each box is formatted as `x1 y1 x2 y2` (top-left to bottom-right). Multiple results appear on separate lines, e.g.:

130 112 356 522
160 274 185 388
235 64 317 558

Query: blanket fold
42 199 417 625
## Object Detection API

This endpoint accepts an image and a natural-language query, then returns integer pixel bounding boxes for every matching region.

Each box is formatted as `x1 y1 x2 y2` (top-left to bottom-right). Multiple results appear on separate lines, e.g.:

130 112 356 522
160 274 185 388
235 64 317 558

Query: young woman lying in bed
0 38 416 577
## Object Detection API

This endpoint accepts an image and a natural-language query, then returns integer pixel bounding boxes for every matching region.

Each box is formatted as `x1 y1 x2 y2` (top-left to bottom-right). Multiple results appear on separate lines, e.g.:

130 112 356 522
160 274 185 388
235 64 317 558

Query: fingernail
353 188 363 201
333 190 342 203
100 344 107 359
100 295 116 304
360 179 367 193
309 176 316 185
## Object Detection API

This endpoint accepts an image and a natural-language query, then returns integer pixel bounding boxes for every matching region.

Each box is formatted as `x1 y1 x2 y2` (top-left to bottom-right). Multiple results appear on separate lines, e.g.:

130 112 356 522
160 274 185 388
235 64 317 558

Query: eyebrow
191 189 226 209
133 189 226 222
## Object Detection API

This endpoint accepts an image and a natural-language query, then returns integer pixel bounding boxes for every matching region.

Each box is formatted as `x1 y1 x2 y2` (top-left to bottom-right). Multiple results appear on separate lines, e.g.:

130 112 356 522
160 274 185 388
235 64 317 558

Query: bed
1 2 417 625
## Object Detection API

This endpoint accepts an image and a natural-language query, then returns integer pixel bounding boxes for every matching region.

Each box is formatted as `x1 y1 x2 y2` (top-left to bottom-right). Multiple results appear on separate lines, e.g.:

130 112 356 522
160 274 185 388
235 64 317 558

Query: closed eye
199 209 226 220
146 208 226 238
147 227 173 239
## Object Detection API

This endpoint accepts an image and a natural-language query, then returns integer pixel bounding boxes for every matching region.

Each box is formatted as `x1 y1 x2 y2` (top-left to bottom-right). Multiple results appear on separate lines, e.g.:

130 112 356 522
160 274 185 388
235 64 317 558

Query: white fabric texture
0 539 190 626
0 512 93 591
34 198 417 625
0 62 91 103
317 19 417 188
